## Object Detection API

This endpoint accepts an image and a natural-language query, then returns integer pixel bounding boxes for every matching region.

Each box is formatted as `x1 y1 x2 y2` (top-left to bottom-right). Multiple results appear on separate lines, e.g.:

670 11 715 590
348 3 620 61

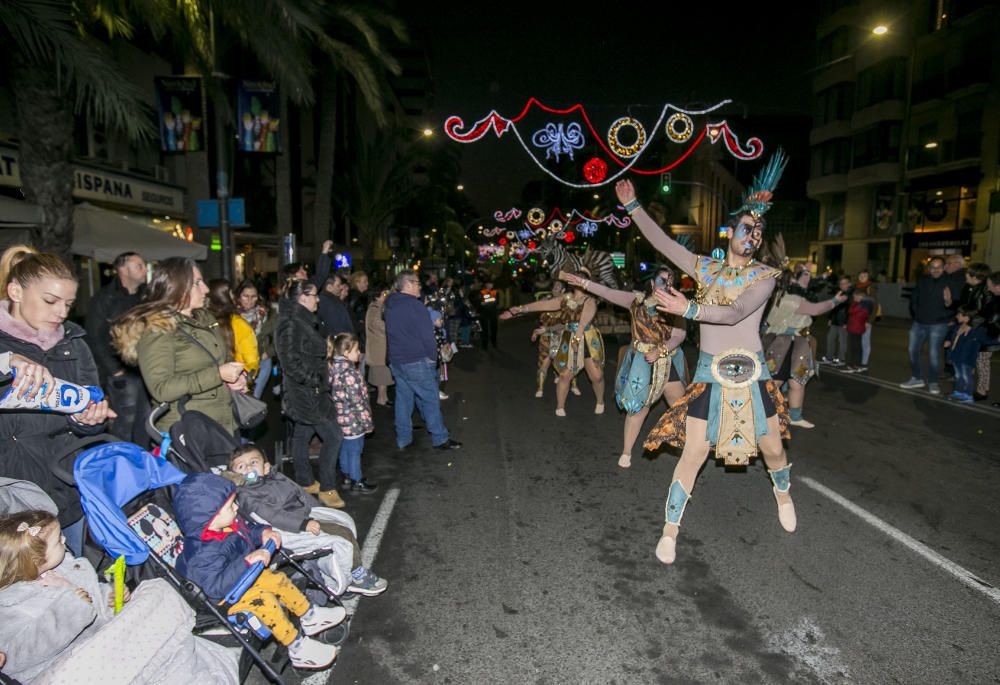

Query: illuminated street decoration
444 98 764 187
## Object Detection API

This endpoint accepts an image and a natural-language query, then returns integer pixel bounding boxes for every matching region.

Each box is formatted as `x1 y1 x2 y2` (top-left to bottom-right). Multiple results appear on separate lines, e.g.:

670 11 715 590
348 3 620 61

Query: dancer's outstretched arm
796 292 847 316
616 180 697 275
562 273 636 309
501 297 561 319
656 279 776 326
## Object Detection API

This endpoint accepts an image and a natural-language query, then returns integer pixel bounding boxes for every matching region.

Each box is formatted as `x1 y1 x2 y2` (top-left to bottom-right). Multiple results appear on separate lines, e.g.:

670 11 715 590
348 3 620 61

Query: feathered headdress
732 148 788 221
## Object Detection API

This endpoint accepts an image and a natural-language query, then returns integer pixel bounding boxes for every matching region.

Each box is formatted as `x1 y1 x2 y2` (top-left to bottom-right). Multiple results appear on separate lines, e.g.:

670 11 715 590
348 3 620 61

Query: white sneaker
570 385 582 396
534 389 543 398
899 377 925 389
439 391 449 400
788 418 815 428
288 635 338 670
299 605 347 636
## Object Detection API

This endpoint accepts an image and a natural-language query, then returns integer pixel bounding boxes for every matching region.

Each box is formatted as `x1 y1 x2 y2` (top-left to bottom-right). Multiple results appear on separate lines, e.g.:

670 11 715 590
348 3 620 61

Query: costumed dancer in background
616 150 796 565
530 280 580 398
501 268 605 416
562 268 688 469
760 240 847 429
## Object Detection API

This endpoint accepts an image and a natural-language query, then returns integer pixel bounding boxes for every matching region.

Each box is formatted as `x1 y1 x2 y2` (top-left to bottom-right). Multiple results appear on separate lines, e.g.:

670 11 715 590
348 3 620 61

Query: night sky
404 2 817 215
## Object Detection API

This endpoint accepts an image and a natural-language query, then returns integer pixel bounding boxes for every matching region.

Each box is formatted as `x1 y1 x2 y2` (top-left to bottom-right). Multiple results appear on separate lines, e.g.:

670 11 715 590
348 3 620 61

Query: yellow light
423 234 430 239
593 194 599 199
456 184 464 191
422 128 433 137
924 141 938 149
431 228 437 233
935 190 943 196
872 25 888 35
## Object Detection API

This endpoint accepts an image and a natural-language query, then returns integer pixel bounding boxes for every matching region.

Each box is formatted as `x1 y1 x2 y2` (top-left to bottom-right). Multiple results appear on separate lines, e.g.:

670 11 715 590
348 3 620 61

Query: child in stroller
172 472 347 670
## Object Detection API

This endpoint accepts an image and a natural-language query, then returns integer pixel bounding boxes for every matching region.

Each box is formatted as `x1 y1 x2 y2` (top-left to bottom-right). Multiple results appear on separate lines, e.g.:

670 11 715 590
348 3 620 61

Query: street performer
562 268 687 469
615 150 796 565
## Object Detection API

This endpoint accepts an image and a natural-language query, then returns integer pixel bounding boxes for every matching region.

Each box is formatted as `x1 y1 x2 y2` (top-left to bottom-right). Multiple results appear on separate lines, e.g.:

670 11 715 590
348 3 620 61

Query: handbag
178 327 268 430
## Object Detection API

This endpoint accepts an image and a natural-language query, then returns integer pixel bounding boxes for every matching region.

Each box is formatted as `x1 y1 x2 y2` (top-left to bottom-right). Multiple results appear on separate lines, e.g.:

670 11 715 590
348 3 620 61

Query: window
814 82 855 125
856 58 907 109
955 109 982 159
852 123 901 167
816 27 854 66
811 138 852 177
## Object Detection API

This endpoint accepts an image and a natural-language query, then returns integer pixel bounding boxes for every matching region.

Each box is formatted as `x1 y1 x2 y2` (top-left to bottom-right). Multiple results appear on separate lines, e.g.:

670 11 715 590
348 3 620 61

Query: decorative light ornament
583 157 607 184
527 208 546 226
607 117 646 158
499 237 508 245
563 231 576 243
444 98 763 188
505 231 516 239
666 113 693 143
578 221 598 237
549 219 564 232
517 229 534 240
536 229 547 240
531 122 585 161
528 240 537 249
493 208 522 222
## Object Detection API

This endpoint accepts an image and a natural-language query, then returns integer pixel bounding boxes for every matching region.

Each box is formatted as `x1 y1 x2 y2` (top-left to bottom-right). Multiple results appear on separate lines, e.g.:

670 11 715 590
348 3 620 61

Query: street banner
237 81 281 153
154 77 205 152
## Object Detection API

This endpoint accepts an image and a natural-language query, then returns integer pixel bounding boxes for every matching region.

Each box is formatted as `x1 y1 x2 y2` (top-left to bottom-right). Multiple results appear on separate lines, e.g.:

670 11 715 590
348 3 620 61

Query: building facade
807 0 999 281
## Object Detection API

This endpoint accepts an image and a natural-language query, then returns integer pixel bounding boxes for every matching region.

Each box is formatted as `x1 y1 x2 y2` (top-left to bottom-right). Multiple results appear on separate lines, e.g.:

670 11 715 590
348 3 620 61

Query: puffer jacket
173 472 269 602
0 304 108 526
275 299 336 425
225 469 318 533
114 308 236 436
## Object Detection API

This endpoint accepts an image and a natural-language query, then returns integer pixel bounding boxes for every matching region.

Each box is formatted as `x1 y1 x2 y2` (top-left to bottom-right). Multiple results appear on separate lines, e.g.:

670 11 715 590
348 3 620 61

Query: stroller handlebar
224 540 277 606
146 402 170 444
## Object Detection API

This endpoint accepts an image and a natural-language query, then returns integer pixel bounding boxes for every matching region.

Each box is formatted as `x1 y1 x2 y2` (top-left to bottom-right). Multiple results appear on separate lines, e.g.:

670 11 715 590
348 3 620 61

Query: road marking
302 487 401 685
799 477 1000 607
821 367 999 417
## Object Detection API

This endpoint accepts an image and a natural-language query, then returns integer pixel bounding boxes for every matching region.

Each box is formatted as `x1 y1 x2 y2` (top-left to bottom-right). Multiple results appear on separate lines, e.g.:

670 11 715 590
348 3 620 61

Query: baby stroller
146 401 239 473
75 441 348 684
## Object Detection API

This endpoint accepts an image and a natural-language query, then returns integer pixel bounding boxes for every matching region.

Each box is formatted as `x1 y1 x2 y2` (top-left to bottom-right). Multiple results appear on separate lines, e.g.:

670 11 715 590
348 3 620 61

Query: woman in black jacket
275 279 344 509
0 247 115 555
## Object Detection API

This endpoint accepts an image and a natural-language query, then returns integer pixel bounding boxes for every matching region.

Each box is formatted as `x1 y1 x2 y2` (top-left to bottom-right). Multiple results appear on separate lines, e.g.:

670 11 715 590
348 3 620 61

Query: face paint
733 221 763 257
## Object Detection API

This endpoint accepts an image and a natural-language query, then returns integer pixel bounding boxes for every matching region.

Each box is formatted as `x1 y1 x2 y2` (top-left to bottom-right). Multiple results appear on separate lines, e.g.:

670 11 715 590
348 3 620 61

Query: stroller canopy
75 443 187 565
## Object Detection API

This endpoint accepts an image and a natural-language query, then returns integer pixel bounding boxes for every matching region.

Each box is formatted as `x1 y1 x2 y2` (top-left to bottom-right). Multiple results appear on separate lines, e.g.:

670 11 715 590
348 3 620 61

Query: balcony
810 121 852 145
807 174 849 197
851 101 905 130
848 162 900 188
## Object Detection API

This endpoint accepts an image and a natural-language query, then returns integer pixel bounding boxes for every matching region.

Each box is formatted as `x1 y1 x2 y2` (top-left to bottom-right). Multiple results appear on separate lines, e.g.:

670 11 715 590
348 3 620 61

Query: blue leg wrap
665 480 690 525
768 464 792 493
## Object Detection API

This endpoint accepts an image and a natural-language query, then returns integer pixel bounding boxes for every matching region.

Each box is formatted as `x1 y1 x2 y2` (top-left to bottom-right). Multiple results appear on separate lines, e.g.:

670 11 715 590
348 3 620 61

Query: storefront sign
902 229 971 250
0 146 185 214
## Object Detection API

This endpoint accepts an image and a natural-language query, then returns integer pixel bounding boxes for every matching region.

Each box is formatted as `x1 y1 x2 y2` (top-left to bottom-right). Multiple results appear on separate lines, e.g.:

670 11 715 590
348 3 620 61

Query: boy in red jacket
844 289 874 372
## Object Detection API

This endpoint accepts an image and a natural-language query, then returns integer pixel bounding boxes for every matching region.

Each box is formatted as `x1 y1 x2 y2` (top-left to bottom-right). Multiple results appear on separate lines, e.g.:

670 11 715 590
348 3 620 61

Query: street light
924 141 939 149
872 24 889 35
422 128 434 137
456 184 464 191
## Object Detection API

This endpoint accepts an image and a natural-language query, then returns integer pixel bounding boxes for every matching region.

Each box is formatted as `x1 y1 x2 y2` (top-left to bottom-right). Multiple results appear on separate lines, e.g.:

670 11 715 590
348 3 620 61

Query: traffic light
660 172 672 193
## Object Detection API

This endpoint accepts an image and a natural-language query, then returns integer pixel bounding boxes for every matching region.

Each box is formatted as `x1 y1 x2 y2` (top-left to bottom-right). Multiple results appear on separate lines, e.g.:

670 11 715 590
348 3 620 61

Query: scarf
0 300 66 351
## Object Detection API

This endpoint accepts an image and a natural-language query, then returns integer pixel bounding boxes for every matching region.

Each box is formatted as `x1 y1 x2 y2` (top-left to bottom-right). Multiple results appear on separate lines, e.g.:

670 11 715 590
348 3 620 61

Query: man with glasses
900 257 952 394
384 271 461 451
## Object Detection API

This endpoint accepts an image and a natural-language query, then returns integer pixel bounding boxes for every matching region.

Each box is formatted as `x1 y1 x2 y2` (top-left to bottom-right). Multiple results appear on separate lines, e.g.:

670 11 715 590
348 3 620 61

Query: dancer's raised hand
654 286 689 316
615 180 636 204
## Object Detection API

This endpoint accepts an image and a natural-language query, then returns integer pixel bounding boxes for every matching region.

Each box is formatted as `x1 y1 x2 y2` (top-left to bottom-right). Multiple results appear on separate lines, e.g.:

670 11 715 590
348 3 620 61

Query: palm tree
309 3 406 252
334 130 423 268
1 0 153 256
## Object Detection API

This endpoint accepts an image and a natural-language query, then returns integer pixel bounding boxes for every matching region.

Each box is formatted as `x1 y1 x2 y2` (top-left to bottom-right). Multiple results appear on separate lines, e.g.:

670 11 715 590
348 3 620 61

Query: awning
72 203 206 262
0 197 206 261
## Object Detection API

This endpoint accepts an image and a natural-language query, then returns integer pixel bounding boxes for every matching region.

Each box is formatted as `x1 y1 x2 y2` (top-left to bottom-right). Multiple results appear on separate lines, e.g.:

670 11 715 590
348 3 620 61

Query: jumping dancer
562 268 687 468
501 268 605 416
616 150 796 565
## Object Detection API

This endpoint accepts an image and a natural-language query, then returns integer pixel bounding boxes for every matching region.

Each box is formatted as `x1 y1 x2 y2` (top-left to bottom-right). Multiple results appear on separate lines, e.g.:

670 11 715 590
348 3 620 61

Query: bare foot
618 453 631 468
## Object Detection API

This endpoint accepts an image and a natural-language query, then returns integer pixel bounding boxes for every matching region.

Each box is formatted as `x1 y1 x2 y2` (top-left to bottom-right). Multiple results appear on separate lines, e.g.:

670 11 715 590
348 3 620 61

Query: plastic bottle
0 371 104 414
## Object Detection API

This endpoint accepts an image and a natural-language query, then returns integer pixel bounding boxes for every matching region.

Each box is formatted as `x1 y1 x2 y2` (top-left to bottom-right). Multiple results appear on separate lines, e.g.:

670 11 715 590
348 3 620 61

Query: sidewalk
815 315 1000 411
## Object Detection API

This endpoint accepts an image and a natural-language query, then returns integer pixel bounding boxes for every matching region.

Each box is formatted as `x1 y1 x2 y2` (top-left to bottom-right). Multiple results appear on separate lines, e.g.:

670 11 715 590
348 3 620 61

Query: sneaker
928 383 941 395
317 489 346 509
288 635 337 670
841 366 859 373
351 479 379 495
570 384 582 396
947 391 963 401
788 418 815 428
899 377 925 389
439 391 449 400
434 439 462 450
299 605 348 636
955 392 974 403
818 356 832 364
272 383 282 397
348 567 388 596
856 366 868 373
830 359 846 367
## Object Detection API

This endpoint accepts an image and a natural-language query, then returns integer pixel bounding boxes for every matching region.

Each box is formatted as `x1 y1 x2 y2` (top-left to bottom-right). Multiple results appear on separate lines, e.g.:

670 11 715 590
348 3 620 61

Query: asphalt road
252 321 1000 685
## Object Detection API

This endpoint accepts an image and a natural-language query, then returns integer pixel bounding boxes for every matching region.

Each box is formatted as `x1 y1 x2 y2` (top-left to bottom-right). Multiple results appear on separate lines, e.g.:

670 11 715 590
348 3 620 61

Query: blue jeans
391 358 449 448
908 322 949 383
954 363 974 395
338 436 365 481
861 325 872 365
253 357 273 400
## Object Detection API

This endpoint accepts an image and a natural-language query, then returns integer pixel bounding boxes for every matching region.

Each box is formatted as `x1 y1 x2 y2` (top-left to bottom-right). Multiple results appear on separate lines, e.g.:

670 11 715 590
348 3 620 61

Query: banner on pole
236 81 281 153
154 77 205 152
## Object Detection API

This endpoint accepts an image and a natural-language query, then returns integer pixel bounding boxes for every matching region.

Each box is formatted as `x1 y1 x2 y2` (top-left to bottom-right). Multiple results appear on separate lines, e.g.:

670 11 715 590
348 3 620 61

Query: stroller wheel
317 619 350 647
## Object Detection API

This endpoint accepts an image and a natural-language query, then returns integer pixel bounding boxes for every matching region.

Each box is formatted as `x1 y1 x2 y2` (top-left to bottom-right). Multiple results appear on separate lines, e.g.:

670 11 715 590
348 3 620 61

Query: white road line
821 367 1000 417
799 476 1000 607
302 487 401 685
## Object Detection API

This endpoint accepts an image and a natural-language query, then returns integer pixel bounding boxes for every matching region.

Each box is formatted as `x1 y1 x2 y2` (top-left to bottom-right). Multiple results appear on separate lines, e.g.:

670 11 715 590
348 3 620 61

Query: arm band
623 199 641 215
683 301 700 320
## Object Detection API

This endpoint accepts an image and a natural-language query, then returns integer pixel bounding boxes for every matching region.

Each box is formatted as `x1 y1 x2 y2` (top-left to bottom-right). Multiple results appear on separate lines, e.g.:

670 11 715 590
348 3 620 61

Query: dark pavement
251 319 1000 685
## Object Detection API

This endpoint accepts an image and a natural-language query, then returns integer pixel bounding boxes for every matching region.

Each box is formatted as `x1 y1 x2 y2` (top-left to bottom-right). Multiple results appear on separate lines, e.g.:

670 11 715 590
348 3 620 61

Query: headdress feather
732 148 788 220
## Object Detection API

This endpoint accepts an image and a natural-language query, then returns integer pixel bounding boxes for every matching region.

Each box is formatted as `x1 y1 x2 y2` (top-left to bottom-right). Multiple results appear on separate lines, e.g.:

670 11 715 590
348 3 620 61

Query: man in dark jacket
384 271 460 451
901 257 952 393
317 275 354 340
821 275 852 365
85 251 149 445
